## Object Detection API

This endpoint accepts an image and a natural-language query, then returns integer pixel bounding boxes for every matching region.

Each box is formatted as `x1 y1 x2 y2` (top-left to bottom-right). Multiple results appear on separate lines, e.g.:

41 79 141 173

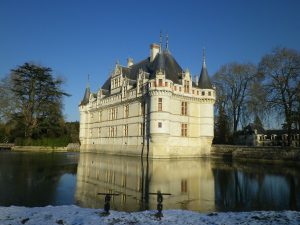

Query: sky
1 0 300 122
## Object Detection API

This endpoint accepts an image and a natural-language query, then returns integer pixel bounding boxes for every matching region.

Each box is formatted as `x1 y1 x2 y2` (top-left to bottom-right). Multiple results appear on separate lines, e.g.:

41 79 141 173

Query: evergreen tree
9 62 70 139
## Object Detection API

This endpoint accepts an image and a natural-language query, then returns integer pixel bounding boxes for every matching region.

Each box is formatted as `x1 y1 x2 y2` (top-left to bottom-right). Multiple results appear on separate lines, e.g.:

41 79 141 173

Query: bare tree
213 63 257 133
0 76 15 122
258 47 300 146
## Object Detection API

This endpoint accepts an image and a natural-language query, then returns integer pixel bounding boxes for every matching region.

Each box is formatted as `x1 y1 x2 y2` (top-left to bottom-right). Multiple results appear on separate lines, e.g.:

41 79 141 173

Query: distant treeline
0 62 79 146
213 47 300 145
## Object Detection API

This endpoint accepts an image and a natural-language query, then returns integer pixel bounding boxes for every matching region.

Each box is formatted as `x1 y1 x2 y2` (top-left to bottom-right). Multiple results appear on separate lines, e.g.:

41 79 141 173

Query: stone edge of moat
212 144 300 163
10 145 80 152
0 205 299 225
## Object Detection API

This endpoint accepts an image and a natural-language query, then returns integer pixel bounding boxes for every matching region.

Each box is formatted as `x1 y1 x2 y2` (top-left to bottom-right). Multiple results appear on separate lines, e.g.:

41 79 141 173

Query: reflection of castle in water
75 153 300 212
75 153 215 212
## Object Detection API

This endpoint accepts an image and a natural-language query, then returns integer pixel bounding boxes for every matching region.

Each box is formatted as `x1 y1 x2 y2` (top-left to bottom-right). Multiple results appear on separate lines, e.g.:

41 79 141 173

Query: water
0 151 78 206
0 151 299 212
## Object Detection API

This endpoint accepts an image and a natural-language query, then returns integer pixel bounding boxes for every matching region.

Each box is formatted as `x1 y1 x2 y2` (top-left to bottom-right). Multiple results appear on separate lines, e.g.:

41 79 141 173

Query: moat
0 151 299 212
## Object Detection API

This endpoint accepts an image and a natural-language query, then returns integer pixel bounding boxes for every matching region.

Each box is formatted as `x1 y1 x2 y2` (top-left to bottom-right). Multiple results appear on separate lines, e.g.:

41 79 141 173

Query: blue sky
1 0 300 122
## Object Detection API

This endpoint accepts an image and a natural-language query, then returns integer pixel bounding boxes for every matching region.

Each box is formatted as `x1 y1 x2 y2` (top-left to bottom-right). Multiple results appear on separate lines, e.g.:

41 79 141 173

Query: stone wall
12 145 79 152
212 145 300 162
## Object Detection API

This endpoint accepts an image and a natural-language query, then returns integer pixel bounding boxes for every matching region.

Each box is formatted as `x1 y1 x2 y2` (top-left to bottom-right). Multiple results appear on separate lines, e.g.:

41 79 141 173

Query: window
113 108 117 120
159 79 163 87
109 108 117 120
208 91 211 96
181 123 188 137
197 91 199 95
122 86 127 96
184 81 190 93
192 90 194 94
179 87 182 92
165 82 168 87
158 122 162 128
158 98 162 111
181 179 188 193
109 126 116 137
124 105 129 118
174 86 177 91
124 125 128 136
202 91 205 96
181 102 187 115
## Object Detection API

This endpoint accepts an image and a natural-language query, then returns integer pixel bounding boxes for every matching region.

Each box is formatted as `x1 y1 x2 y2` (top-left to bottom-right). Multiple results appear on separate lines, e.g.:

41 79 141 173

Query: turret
80 84 91 106
198 48 213 89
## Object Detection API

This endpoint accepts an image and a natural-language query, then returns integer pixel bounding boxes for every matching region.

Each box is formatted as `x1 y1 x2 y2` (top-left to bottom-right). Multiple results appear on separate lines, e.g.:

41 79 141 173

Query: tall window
184 81 190 93
109 126 116 137
124 105 129 118
158 98 162 111
124 125 128 137
181 123 188 137
111 108 117 120
181 102 187 115
122 88 126 96
181 179 188 193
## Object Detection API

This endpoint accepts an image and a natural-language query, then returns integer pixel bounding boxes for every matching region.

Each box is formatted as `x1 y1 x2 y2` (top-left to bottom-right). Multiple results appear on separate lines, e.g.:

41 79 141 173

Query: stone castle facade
79 41 216 158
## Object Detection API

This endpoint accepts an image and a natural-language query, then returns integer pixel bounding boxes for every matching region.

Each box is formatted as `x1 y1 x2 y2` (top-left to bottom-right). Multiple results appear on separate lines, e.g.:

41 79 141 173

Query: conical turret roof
80 85 90 105
198 51 212 89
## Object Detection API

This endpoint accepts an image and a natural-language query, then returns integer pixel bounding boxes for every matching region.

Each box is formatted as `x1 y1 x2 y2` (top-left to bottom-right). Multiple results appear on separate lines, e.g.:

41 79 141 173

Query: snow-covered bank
0 205 299 225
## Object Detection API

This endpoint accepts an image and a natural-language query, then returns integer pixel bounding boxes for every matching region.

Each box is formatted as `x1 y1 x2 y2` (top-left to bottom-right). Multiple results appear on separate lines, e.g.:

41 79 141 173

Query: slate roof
198 62 213 89
101 50 184 90
80 86 91 106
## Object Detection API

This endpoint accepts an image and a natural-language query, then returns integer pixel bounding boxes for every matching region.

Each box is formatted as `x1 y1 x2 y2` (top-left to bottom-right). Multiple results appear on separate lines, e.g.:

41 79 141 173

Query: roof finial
159 31 162 53
203 47 206 67
166 33 169 49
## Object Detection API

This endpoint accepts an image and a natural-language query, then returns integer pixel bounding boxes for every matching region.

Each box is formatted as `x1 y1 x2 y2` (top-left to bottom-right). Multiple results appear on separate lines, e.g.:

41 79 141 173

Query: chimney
127 57 134 67
150 43 160 62
194 75 199 85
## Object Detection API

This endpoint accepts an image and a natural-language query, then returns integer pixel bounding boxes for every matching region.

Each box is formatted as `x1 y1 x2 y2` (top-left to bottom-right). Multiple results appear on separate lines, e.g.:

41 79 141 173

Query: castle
79 39 216 158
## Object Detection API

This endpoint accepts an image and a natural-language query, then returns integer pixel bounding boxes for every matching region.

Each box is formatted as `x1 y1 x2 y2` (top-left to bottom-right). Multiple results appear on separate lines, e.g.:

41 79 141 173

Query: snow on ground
0 205 299 225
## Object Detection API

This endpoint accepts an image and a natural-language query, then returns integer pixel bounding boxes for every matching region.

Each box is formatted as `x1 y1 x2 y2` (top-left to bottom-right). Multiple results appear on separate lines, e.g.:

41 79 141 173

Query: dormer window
184 80 189 93
159 79 163 87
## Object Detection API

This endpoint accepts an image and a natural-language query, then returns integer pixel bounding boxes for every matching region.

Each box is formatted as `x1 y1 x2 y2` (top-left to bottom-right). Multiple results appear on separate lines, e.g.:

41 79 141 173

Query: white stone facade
79 43 215 158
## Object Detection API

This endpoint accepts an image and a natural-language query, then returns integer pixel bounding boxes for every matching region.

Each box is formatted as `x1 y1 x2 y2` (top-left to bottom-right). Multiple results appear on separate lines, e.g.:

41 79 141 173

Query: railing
97 190 171 219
